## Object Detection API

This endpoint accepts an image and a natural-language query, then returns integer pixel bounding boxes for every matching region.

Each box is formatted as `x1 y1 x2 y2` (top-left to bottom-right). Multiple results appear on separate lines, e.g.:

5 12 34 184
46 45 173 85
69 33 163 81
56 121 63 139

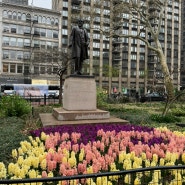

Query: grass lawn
1 102 185 163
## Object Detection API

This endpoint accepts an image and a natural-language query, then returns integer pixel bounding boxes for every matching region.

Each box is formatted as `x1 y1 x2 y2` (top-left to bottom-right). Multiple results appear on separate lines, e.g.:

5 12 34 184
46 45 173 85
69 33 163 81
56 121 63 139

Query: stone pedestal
53 108 110 121
52 75 110 121
63 75 96 111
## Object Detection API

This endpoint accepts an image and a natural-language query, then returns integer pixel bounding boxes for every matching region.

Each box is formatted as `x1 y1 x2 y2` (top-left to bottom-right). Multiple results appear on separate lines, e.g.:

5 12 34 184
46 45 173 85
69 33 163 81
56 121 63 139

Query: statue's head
77 18 84 27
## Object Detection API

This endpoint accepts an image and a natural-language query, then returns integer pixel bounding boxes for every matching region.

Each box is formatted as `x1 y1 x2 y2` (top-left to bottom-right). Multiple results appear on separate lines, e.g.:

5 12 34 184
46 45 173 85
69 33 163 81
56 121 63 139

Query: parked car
140 92 166 102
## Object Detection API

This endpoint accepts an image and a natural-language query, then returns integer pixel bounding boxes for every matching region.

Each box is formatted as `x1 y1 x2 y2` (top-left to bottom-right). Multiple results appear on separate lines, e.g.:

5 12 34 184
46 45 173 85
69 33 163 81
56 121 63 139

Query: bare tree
104 0 177 115
31 48 71 104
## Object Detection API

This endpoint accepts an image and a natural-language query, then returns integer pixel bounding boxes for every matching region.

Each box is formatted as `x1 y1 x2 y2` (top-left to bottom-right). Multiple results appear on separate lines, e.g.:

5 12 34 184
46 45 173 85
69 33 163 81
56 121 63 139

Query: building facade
181 0 185 89
2 0 28 5
0 2 61 85
52 0 182 95
0 0 182 96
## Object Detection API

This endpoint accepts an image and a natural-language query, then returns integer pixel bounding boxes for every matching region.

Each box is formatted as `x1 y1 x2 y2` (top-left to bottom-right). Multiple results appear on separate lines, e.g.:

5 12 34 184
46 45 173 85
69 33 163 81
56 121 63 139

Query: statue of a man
69 19 89 75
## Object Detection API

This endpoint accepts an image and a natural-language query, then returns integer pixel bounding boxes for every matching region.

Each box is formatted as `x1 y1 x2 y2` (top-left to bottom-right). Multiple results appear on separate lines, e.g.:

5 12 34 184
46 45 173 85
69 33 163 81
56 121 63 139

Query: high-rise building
0 0 182 96
52 0 182 95
181 0 185 89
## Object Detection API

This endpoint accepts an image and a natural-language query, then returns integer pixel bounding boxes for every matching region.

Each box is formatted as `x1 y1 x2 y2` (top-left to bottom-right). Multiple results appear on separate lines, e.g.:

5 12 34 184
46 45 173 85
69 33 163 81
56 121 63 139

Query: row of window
3 10 59 26
2 62 147 77
2 37 58 49
3 24 59 39
3 63 58 74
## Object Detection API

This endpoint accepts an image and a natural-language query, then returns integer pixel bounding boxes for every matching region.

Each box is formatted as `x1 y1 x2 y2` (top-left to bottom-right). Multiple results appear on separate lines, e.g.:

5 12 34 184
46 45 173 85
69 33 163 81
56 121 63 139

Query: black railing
0 165 185 184
23 94 59 106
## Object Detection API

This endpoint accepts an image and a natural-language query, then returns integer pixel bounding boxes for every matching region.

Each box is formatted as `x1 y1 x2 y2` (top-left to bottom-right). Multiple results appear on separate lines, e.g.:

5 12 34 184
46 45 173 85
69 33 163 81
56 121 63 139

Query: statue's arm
85 29 90 46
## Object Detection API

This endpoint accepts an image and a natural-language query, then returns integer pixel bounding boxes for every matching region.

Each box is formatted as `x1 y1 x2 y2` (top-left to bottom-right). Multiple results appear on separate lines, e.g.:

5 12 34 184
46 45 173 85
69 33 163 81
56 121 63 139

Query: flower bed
1 123 185 184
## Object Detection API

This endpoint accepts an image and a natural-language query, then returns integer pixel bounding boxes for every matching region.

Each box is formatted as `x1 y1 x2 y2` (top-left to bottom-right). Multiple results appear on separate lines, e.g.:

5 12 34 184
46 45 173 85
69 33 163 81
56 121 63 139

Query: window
93 51 100 56
3 37 9 46
3 24 9 33
34 27 40 36
42 16 46 24
10 25 17 33
131 54 137 60
62 38 68 45
93 33 100 39
40 41 46 49
140 54 145 60
53 67 58 74
47 67 52 74
3 50 9 59
17 38 23 47
55 18 59 26
10 50 16 59
10 38 16 46
10 64 16 73
131 46 137 52
24 65 29 74
3 10 8 18
46 17 51 24
174 15 179 21
33 15 38 23
24 26 31 34
34 66 39 74
123 53 128 60
51 18 55 25
40 66 45 74
131 39 137 44
3 64 8 72
40 28 46 37
62 11 68 17
47 30 52 38
17 25 24 34
93 42 100 48
62 29 68 35
8 11 12 19
62 19 68 26
131 61 136 68
24 39 30 47
17 65 23 73
17 51 23 59
38 16 42 23
131 70 136 76
122 29 128 34
33 40 40 48
46 41 52 49
17 12 21 20
123 38 128 43
21 13 26 21
53 42 58 49
63 1 68 7
12 12 17 19
53 30 58 38
24 52 30 59
140 47 145 52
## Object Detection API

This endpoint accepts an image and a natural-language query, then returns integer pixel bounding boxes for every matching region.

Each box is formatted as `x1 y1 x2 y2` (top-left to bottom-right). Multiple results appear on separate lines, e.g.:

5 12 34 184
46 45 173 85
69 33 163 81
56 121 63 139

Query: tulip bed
0 123 185 184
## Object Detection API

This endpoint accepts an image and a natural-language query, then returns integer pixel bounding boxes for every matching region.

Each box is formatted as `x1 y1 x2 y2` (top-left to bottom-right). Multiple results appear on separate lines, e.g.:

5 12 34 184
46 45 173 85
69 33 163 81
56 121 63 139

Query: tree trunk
59 75 63 105
158 48 175 116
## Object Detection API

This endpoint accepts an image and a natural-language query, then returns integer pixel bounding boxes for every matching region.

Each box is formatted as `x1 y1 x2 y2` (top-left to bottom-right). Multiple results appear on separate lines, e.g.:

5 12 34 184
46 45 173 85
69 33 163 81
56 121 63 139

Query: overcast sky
28 0 51 9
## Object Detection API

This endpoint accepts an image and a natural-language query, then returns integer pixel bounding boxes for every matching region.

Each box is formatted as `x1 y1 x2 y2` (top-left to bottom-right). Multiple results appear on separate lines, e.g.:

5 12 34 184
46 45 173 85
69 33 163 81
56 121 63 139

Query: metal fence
23 94 59 106
0 165 185 184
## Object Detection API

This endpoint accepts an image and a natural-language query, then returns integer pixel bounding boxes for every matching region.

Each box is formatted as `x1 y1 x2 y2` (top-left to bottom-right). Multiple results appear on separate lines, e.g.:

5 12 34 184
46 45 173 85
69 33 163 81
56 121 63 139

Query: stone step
53 107 110 121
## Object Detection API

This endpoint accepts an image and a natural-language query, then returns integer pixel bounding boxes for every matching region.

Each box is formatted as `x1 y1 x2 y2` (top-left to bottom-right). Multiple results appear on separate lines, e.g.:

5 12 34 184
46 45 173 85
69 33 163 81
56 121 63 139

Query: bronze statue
69 19 89 75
